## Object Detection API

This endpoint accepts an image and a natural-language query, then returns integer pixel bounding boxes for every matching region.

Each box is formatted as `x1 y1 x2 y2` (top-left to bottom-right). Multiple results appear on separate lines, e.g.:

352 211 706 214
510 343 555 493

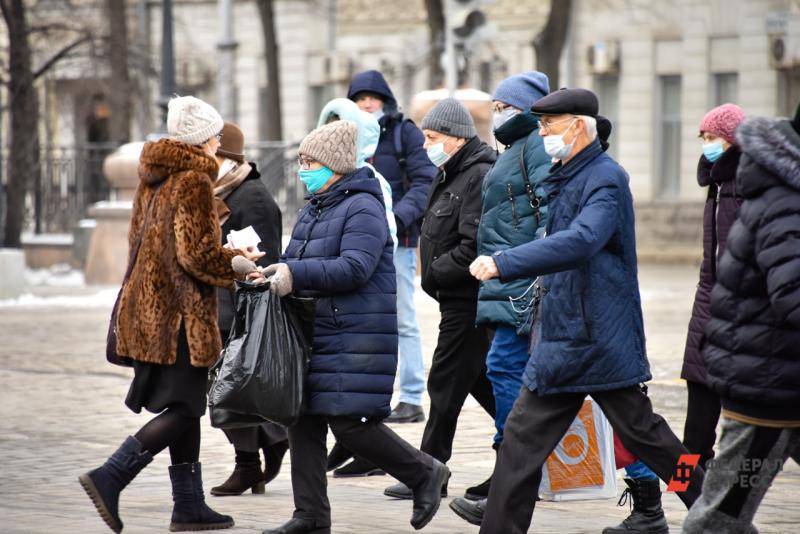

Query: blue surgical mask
702 141 725 163
426 143 451 167
298 166 334 193
542 120 577 161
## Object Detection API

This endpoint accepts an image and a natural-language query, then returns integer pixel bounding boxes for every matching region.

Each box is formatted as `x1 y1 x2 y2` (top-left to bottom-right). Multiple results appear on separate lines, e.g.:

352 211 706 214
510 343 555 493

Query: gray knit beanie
167 96 224 145
421 98 476 139
298 121 358 175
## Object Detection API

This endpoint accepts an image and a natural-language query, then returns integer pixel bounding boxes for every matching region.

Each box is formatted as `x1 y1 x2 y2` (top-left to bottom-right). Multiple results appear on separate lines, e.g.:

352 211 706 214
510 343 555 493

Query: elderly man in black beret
448 88 705 534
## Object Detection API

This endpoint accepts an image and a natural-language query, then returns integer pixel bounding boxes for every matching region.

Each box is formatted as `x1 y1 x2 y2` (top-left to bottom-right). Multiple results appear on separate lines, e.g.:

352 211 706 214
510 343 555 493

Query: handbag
106 183 163 366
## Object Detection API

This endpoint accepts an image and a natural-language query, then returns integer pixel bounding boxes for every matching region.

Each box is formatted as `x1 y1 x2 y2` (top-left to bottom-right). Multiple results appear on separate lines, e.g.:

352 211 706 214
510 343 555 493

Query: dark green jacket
476 111 551 331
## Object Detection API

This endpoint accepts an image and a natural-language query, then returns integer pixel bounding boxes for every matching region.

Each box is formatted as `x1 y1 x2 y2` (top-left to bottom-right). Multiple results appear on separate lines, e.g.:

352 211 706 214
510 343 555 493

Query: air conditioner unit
587 41 620 74
769 34 800 69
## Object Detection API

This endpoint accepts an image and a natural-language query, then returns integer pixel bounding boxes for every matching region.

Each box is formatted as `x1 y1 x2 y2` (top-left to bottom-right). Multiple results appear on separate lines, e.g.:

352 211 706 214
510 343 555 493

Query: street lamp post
217 0 237 121
158 0 176 132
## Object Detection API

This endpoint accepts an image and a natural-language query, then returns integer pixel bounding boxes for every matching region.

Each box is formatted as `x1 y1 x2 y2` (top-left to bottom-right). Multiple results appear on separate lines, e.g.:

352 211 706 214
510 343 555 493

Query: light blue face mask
426 143 451 168
702 141 725 163
372 109 385 121
299 166 334 193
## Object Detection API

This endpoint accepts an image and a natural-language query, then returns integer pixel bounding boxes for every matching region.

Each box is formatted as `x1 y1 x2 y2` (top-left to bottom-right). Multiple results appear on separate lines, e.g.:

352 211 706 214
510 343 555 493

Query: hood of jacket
317 98 381 167
494 110 540 146
736 116 800 196
138 138 218 186
347 70 398 114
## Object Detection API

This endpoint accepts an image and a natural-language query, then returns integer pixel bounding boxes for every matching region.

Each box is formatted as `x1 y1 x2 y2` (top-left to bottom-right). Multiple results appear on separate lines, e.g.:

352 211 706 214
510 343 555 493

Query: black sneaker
332 457 386 478
385 402 425 423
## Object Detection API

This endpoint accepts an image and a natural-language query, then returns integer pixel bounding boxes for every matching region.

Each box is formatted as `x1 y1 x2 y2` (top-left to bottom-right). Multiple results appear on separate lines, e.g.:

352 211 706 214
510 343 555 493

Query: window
713 73 738 106
655 75 682 198
594 74 620 159
778 67 800 118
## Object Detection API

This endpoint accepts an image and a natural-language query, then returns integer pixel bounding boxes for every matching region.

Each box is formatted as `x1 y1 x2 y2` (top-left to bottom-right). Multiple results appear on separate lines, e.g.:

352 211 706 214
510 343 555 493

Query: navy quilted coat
492 140 651 395
282 166 397 419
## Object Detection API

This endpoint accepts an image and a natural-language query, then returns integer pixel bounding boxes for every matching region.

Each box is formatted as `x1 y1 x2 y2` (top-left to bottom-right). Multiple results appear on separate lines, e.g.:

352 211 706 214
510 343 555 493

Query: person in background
680 104 746 469
256 120 448 534
472 71 551 500
78 96 263 533
345 70 436 434
383 98 497 502
682 110 800 534
209 121 289 497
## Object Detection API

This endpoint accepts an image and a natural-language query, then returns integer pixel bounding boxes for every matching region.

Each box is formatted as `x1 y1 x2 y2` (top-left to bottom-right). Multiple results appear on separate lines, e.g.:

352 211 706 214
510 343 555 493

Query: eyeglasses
214 132 223 141
538 116 576 134
297 156 318 169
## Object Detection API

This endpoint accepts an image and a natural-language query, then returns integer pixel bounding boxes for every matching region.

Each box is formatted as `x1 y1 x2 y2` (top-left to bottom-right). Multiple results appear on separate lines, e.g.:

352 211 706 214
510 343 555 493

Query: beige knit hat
298 121 358 175
167 95 224 145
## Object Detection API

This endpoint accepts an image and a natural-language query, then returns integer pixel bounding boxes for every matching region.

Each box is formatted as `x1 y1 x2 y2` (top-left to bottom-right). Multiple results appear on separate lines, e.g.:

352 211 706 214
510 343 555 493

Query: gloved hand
262 263 293 297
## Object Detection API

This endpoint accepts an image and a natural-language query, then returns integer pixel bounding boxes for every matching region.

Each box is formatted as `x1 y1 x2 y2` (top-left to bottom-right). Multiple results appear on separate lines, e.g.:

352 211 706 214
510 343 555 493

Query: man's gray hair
576 115 597 140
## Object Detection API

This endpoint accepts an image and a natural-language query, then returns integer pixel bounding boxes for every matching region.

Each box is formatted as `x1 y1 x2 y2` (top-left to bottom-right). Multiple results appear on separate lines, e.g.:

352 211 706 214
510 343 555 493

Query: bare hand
240 246 265 262
469 256 500 281
246 269 267 284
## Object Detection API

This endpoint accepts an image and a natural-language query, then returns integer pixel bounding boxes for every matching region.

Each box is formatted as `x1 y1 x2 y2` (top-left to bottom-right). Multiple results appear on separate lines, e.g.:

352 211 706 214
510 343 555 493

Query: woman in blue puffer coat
256 121 448 534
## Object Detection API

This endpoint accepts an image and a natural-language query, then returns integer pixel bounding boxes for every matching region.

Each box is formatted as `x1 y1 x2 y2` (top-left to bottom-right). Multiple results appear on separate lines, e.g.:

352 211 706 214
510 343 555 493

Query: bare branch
31 34 91 80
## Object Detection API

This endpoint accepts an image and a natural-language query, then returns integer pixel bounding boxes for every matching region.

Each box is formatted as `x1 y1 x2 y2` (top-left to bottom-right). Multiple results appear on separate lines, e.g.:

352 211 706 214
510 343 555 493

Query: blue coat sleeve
493 180 620 282
286 197 388 294
393 122 436 228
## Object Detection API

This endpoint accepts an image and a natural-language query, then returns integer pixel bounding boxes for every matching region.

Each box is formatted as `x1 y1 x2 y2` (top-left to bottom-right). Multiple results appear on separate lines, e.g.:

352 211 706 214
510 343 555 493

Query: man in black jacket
383 97 497 502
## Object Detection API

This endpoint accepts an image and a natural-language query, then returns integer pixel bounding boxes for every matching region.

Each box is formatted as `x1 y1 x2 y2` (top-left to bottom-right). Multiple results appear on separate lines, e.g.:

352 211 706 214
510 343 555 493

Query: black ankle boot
78 435 153 533
410 460 450 530
464 475 491 500
262 517 331 534
332 456 386 478
169 462 234 531
263 440 289 485
602 478 669 534
210 454 265 496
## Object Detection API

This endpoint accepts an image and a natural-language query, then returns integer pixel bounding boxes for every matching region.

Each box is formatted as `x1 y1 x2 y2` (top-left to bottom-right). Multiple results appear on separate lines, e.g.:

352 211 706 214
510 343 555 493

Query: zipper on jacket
297 204 322 260
507 184 519 227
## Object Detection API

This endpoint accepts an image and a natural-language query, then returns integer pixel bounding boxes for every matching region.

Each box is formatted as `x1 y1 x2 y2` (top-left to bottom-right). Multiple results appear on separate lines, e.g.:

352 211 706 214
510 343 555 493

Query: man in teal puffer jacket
470 72 552 498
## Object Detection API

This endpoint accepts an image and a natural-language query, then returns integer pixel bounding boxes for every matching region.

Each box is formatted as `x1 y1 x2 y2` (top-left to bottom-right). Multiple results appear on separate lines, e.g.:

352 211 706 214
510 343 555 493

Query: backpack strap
393 120 411 192
518 135 542 226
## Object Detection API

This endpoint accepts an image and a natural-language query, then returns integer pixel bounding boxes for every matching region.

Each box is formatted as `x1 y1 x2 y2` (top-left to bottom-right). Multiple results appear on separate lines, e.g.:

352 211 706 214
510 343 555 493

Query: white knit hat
167 96 224 145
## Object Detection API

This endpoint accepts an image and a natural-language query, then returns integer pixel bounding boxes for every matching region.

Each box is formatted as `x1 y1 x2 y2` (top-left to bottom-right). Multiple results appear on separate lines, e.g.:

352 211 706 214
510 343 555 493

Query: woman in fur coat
78 96 262 533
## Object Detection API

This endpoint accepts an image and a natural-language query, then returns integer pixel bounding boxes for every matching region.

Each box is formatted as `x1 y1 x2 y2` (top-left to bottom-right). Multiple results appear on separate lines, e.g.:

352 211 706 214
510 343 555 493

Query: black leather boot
210 455 265 496
464 475 491 500
449 497 486 526
332 456 386 478
262 517 331 534
602 478 669 534
384 479 448 500
263 440 289 485
410 460 450 530
168 462 234 531
78 435 153 533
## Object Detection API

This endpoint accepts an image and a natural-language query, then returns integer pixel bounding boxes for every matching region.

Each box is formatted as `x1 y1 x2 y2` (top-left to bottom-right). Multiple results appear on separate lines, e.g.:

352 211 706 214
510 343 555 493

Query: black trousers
222 423 287 453
481 385 706 534
288 415 433 526
682 380 721 468
420 300 496 463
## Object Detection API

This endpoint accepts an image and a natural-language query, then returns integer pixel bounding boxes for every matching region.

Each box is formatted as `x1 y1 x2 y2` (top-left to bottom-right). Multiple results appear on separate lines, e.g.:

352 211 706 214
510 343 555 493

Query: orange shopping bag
539 398 617 501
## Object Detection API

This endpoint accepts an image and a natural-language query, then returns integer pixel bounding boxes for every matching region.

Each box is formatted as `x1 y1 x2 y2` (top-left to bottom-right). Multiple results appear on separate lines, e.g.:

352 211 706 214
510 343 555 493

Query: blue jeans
624 459 658 480
485 325 530 444
394 246 425 406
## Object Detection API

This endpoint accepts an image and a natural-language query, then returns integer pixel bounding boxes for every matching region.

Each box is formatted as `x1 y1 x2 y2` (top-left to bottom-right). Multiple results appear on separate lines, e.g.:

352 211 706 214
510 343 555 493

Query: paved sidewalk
0 265 797 533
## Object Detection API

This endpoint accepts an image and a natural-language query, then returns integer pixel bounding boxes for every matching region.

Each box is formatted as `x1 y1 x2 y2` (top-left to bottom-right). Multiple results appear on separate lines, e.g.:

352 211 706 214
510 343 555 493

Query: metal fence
0 141 305 239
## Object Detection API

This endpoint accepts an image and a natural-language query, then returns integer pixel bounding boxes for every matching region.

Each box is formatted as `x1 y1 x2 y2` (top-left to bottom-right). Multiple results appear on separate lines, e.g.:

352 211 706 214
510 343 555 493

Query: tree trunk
1 0 40 248
104 0 131 144
424 0 445 89
533 0 572 90
255 0 282 141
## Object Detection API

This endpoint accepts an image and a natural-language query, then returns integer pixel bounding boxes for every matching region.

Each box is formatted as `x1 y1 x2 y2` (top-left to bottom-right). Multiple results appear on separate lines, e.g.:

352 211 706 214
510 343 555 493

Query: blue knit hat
492 71 550 111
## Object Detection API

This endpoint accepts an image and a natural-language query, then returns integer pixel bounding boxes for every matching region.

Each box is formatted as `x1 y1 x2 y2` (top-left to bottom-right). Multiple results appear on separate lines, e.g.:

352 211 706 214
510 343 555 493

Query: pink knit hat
699 103 745 145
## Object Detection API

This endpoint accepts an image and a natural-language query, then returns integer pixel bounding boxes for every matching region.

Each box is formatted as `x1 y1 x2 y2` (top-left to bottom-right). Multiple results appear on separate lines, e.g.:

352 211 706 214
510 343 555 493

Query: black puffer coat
681 147 742 384
704 117 800 424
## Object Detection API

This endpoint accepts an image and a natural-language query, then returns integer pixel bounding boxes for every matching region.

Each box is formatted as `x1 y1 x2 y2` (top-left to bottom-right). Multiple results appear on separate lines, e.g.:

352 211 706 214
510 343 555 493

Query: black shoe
449 497 485 526
263 440 289 485
464 475 491 500
332 456 386 478
384 480 447 500
602 478 669 534
210 460 265 496
410 460 450 530
325 442 353 472
262 517 331 534
168 462 234 531
78 435 153 534
386 402 425 423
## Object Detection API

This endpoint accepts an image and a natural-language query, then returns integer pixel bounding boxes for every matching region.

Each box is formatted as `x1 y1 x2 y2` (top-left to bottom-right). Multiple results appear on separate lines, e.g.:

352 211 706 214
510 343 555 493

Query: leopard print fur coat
115 138 242 367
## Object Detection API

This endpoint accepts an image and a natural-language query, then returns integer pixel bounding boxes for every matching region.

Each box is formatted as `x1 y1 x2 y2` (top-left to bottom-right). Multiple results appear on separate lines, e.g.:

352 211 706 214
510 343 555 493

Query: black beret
531 87 599 118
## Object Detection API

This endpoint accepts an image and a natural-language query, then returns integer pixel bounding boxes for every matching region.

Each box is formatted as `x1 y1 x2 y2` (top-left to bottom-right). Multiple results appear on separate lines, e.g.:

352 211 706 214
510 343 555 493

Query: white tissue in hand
226 226 261 252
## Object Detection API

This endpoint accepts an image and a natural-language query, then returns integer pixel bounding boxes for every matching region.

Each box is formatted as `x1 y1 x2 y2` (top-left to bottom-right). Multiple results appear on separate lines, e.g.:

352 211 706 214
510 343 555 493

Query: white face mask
493 108 519 131
426 142 451 168
542 119 577 161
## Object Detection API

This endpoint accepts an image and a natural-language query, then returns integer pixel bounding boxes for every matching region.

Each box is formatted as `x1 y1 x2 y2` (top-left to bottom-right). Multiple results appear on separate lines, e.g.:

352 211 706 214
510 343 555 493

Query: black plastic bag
208 280 314 428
